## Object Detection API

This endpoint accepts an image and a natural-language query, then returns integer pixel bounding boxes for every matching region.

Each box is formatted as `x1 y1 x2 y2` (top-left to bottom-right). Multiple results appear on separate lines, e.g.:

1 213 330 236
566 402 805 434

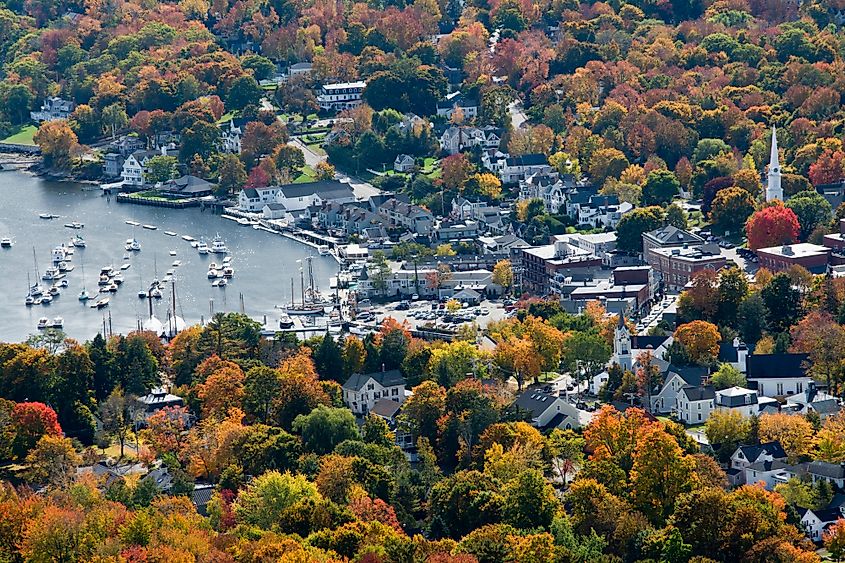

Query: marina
0 170 338 341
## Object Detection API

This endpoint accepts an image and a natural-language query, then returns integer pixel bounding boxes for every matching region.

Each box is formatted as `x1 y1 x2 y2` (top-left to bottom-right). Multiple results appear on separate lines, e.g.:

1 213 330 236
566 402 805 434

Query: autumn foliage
745 203 800 250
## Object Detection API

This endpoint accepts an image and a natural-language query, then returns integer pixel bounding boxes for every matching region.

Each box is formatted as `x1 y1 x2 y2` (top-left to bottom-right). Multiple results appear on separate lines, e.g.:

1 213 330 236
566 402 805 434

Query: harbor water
0 170 338 342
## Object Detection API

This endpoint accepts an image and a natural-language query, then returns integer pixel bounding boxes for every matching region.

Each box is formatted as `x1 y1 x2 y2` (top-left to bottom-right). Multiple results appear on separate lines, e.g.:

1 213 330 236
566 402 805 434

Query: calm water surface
0 170 337 342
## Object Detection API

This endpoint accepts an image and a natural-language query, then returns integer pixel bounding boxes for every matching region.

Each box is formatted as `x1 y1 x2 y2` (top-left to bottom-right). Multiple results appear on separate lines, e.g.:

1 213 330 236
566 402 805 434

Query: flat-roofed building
756 243 830 274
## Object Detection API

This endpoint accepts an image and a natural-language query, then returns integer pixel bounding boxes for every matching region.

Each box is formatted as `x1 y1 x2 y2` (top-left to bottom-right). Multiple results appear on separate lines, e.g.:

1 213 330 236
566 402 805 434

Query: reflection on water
0 170 337 342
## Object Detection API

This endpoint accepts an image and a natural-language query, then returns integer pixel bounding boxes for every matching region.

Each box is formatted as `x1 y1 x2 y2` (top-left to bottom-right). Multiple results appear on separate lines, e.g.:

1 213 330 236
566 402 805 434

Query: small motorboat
125 220 140 226
37 317 48 329
151 288 163 299
222 266 234 278
125 238 141 252
278 314 295 329
138 288 147 298
207 269 219 279
172 260 181 267
72 234 86 247
181 235 195 242
99 285 110 294
222 256 232 264
208 262 219 270
197 241 209 254
41 294 53 304
142 224 157 230
113 273 125 285
98 275 110 286
100 266 114 276
213 278 228 287
210 235 228 254
48 286 59 297
39 213 56 220
64 222 83 229
120 263 131 270
57 261 73 272
236 217 251 226
42 267 64 281
107 283 119 292
25 295 35 306
92 297 109 309
49 317 63 329
164 231 177 237
169 250 176 256
318 245 330 255
1 237 11 247
58 279 69 288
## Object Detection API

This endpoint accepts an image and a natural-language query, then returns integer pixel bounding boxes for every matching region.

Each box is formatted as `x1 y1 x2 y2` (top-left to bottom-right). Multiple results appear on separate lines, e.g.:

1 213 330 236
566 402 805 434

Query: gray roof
808 461 845 479
811 399 841 415
371 398 402 418
737 441 787 463
747 353 809 379
680 384 715 401
513 390 559 419
746 459 792 472
279 181 354 200
505 153 548 167
343 369 404 391
643 225 704 246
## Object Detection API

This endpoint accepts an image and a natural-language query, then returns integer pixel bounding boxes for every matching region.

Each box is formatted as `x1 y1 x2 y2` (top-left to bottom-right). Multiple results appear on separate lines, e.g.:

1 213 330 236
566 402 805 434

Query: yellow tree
673 321 721 365
758 412 815 462
34 120 79 168
492 259 514 294
630 426 697 523
815 413 845 462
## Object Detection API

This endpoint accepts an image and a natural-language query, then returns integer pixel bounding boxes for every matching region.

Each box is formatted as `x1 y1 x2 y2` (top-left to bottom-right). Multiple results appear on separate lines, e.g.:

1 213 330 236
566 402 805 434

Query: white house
317 81 366 111
238 186 282 212
394 154 415 172
729 442 787 486
30 97 75 122
512 390 585 430
439 126 502 155
676 385 715 425
499 154 552 184
715 386 758 418
799 508 843 543
262 202 289 220
650 366 708 415
342 369 406 416
277 181 356 212
744 459 793 490
121 150 160 187
435 91 479 120
746 353 813 397
590 371 609 395
220 119 244 154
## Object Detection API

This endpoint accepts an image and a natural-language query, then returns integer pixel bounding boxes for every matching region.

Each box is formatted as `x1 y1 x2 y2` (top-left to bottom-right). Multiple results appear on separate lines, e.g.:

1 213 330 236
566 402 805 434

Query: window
367 383 374 390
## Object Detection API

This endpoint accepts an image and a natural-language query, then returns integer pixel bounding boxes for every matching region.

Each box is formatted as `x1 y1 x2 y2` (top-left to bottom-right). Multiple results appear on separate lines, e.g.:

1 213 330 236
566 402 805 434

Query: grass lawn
306 143 327 156
294 165 318 183
216 111 236 125
1 124 37 145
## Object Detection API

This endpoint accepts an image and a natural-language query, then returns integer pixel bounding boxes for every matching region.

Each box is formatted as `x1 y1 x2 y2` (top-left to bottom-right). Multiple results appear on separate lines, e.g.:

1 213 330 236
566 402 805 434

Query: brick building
650 245 726 292
756 243 831 274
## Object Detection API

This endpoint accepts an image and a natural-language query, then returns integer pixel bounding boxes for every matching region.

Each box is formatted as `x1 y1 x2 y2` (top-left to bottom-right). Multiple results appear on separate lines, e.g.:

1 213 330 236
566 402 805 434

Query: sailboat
163 278 186 338
78 260 90 301
286 256 326 315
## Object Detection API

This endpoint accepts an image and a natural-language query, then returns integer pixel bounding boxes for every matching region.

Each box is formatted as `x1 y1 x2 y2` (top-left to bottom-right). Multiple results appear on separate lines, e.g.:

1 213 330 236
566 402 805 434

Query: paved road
292 138 383 200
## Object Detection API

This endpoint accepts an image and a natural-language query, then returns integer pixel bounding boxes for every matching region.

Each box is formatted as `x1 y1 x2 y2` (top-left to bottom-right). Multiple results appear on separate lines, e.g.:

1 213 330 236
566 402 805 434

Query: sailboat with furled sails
286 256 330 315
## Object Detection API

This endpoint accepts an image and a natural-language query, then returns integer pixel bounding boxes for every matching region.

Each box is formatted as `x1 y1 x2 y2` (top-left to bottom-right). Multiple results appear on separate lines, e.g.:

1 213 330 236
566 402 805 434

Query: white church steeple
614 312 632 371
766 125 783 202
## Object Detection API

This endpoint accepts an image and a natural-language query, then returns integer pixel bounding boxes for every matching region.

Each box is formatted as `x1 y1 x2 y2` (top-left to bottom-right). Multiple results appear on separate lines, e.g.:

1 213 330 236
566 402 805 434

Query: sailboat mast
300 268 305 307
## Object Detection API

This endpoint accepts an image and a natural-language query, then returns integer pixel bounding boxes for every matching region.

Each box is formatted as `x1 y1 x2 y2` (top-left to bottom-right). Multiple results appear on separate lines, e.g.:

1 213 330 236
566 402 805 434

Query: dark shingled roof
737 441 787 463
643 225 704 246
371 398 402 419
747 353 810 379
513 390 559 419
279 181 354 200
343 369 405 392
505 153 548 167
680 384 715 401
632 335 670 350
808 461 845 480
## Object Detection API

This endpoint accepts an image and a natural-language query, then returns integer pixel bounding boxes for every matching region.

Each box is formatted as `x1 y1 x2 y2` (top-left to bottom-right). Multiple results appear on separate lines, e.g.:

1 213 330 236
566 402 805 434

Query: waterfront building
30 97 75 122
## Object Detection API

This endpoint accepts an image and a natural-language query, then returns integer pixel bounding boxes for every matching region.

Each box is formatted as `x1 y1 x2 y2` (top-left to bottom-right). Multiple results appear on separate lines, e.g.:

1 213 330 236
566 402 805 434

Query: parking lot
635 294 677 335
357 298 511 332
